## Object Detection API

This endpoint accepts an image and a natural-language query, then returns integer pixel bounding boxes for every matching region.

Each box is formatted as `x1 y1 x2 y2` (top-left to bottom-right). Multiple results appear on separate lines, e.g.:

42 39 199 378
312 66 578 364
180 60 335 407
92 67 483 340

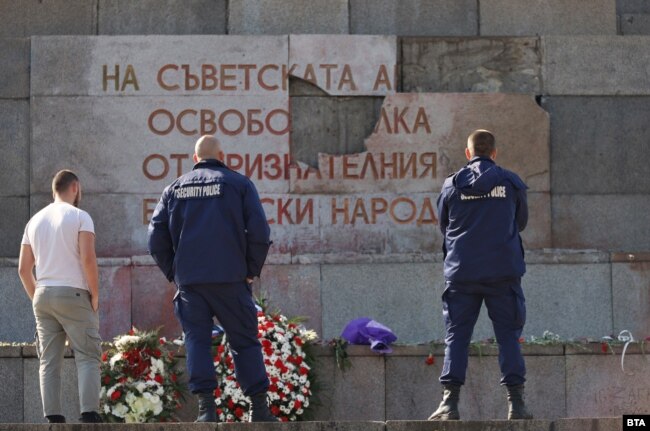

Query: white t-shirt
21 202 95 291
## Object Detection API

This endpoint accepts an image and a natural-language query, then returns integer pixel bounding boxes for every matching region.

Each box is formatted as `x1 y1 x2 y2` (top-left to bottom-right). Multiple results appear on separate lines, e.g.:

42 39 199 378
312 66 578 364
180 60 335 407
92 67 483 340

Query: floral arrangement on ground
99 328 184 423
211 301 318 422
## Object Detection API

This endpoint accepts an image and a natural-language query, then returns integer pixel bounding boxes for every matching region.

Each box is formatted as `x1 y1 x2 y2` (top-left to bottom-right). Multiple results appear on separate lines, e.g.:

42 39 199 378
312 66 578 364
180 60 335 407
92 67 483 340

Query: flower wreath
211 308 318 422
100 328 185 423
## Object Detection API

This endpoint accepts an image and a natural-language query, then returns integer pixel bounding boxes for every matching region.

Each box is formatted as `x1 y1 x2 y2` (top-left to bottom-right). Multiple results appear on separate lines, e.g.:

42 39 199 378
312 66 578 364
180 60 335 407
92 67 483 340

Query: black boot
46 415 66 423
428 384 461 420
506 384 533 419
79 411 103 423
195 392 218 423
249 393 279 422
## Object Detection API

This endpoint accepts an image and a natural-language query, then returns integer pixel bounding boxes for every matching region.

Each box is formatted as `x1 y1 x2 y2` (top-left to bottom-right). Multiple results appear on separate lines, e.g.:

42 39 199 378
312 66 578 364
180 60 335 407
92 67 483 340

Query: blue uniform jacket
147 159 271 286
437 157 528 283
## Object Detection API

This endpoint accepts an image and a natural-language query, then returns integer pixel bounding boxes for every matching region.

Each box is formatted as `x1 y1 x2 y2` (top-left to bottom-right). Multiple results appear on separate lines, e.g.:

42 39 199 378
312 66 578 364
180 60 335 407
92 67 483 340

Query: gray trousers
32 286 102 417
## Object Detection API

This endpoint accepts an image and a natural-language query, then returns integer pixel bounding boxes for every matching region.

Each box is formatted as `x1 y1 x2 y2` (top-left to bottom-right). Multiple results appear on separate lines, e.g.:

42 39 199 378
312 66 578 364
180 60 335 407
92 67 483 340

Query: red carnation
154 374 164 384
294 400 302 410
119 377 127 384
103 375 111 384
425 354 435 365
294 337 303 346
280 416 289 422
234 407 244 418
299 367 308 375
269 384 278 393
110 390 121 401
153 349 162 358
101 351 108 362
128 328 135 336
159 338 166 345
228 399 235 410
214 388 221 398
271 405 280 416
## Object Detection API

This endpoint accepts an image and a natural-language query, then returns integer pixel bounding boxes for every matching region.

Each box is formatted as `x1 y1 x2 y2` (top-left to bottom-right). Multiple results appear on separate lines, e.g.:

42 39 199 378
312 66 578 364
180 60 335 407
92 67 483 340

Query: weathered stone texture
544 97 650 194
0 358 23 422
401 37 542 94
0 267 35 342
617 0 650 14
310 355 385 421
522 264 613 339
620 14 650 34
131 265 180 339
0 38 29 97
23 358 79 423
350 0 478 36
98 0 227 35
480 0 616 36
0 0 97 37
289 35 397 96
0 197 29 258
98 266 132 340
552 194 650 251
612 262 650 337
565 354 650 416
229 0 349 35
0 100 29 197
543 36 650 95
257 265 323 336
321 263 443 343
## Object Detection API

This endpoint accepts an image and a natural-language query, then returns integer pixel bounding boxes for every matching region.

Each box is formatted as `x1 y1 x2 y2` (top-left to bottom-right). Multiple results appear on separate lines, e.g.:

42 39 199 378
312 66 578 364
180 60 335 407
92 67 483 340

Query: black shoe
46 415 66 423
428 384 461 420
80 411 103 423
249 393 279 422
196 393 218 423
506 384 533 420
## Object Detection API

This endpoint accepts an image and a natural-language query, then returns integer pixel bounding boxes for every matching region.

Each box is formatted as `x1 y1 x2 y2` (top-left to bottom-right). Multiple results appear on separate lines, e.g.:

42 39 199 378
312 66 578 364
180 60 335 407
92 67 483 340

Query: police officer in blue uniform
148 135 277 423
429 130 533 421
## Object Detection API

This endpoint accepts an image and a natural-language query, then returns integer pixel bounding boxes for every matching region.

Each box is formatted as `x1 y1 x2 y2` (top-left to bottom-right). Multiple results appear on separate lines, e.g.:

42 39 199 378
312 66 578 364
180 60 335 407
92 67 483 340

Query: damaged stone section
289 93 550 194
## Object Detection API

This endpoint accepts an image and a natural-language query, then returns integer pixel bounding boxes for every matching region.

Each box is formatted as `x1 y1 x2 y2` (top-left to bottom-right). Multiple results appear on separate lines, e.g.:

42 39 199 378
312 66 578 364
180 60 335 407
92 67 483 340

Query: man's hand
91 295 99 312
246 277 254 284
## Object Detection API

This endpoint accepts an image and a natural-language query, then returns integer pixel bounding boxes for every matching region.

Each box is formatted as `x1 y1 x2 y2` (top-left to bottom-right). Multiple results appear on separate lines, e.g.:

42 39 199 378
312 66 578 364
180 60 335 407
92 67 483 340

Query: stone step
0 418 623 431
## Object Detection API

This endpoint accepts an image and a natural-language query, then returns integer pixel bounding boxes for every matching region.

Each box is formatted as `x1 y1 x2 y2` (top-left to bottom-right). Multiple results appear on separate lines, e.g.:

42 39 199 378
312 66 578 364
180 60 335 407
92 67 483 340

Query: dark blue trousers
440 279 527 386
173 282 269 396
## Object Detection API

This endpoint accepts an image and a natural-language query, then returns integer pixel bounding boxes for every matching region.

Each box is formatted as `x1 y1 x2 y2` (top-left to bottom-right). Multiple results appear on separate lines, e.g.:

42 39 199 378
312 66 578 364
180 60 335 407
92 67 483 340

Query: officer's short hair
468 130 496 157
52 170 79 196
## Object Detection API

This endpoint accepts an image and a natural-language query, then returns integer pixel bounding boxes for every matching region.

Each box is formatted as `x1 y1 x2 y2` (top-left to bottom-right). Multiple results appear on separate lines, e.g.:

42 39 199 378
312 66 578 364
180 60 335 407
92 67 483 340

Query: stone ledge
0 419 623 430
1 250 649 267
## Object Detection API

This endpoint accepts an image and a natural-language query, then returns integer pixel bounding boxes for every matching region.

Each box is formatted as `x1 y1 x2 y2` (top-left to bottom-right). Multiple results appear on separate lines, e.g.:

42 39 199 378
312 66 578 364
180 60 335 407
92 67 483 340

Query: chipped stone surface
402 37 542 94
480 0 616 36
290 93 550 193
289 35 397 96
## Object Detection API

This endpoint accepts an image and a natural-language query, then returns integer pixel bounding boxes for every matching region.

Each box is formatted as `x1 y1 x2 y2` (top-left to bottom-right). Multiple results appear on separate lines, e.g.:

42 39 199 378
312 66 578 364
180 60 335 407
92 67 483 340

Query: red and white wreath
211 310 317 422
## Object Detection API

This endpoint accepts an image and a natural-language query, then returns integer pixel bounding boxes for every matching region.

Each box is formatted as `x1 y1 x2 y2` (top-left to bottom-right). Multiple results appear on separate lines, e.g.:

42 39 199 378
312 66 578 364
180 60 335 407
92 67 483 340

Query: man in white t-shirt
18 170 103 424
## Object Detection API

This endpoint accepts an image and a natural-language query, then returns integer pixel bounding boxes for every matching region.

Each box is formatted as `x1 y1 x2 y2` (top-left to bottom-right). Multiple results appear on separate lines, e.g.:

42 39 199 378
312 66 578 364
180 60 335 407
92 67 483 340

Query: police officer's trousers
174 282 269 396
440 279 527 386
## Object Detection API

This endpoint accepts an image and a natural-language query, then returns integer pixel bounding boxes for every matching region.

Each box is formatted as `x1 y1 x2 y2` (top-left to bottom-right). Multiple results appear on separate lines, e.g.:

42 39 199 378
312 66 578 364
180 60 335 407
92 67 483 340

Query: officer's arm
436 191 449 236
243 180 271 278
515 187 529 232
147 189 175 282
